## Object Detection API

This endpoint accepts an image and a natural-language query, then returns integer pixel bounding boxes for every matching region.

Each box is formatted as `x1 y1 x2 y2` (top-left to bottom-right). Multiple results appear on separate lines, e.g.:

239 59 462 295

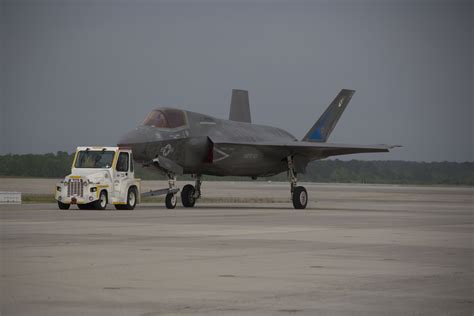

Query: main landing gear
288 156 308 209
181 175 202 208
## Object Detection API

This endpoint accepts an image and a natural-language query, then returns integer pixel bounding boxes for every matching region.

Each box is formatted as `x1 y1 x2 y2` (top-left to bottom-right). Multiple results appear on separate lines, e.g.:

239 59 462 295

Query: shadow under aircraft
118 89 399 209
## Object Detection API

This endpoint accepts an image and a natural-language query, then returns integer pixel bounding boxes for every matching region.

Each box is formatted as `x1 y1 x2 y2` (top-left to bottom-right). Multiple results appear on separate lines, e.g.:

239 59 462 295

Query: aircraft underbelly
207 144 286 177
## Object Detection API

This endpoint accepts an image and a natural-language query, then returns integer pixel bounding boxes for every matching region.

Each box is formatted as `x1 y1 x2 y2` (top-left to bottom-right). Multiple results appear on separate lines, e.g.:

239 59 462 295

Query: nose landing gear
144 172 202 209
165 173 178 209
288 156 308 209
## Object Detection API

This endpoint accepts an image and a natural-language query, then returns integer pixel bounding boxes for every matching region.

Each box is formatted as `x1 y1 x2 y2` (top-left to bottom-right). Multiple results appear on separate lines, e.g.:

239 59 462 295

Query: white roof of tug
75 146 131 151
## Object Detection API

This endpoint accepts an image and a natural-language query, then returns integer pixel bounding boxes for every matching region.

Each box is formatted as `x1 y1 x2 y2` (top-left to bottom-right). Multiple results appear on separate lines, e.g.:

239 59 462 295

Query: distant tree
0 153 472 185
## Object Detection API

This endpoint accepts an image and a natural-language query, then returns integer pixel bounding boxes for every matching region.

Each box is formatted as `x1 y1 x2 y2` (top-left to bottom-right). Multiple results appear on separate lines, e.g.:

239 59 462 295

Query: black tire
181 184 196 207
93 190 108 210
115 187 138 210
292 186 308 209
78 203 92 210
58 201 70 210
165 193 177 209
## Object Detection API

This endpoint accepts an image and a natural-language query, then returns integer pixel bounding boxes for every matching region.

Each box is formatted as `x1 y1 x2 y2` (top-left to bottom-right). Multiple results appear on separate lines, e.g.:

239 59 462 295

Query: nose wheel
165 192 177 209
288 156 308 209
165 173 178 209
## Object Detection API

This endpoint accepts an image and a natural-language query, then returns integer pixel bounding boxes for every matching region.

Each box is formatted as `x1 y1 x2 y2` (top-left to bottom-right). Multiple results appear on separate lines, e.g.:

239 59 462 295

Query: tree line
0 152 472 185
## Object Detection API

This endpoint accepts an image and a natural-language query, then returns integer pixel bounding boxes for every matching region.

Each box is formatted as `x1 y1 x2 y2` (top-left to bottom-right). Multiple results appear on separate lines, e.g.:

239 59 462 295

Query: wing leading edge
209 137 395 161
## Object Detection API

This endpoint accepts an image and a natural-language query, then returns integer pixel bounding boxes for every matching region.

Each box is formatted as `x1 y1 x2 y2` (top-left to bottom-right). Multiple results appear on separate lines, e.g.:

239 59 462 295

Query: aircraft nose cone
118 128 153 162
118 128 142 147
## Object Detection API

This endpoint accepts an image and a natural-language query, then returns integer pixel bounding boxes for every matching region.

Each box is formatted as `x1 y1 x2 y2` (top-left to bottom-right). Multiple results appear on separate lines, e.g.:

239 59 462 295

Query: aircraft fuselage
119 109 298 177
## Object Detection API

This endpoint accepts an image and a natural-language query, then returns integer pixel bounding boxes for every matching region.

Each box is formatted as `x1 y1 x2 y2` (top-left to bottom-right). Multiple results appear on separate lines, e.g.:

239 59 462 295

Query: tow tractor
55 146 141 210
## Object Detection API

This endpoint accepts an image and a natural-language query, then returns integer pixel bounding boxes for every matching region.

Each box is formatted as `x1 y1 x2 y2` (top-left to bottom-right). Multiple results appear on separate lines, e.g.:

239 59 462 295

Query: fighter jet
118 89 397 209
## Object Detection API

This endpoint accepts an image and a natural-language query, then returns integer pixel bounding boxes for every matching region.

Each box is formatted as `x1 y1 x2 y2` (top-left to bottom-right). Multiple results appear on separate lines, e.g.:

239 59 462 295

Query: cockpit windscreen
142 109 186 128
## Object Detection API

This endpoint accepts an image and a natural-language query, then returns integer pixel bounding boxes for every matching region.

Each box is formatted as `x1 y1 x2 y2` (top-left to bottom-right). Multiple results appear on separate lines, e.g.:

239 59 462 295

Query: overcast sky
1 0 472 161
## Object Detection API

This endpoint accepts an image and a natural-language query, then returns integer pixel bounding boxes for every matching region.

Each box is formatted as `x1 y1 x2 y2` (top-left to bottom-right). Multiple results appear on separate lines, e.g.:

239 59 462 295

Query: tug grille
67 179 85 197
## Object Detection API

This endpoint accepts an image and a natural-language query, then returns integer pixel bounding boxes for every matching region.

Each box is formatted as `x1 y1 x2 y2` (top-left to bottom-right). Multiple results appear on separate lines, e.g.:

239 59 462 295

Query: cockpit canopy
142 108 187 129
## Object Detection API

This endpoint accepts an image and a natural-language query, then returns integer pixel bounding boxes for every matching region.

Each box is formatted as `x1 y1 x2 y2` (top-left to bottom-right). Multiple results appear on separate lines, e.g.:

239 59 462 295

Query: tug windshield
74 150 115 168
142 109 186 128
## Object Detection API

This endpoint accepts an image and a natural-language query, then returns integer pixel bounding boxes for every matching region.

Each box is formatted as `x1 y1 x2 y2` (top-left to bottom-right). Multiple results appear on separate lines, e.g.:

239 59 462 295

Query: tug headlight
90 187 97 193
56 186 61 192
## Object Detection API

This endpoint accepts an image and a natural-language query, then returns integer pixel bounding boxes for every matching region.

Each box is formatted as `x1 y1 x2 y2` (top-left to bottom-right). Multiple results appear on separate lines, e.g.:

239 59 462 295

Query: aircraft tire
181 184 196 207
93 190 108 210
165 193 177 209
292 186 308 209
58 201 70 210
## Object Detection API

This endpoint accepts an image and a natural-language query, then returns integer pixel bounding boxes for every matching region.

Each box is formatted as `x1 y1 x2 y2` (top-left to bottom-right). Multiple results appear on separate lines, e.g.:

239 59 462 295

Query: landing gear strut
288 156 308 209
165 173 178 209
181 175 202 207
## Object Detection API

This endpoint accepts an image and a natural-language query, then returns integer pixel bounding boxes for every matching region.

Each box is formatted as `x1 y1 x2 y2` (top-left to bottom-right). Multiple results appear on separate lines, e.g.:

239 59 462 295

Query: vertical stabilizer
303 89 355 142
229 89 251 123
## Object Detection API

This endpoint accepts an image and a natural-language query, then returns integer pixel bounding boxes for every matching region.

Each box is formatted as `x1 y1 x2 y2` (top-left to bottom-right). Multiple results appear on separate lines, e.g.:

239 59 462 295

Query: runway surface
1 182 473 315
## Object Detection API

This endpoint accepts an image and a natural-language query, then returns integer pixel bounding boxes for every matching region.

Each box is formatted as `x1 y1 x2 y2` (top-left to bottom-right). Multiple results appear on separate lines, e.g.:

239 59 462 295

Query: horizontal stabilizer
229 89 251 123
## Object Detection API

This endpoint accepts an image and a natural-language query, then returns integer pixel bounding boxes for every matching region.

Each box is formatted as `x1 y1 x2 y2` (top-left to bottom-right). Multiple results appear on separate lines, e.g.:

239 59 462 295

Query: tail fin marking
303 89 355 142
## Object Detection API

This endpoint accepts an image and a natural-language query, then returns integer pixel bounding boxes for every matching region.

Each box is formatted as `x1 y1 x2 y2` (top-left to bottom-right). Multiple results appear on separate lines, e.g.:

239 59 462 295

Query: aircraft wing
210 137 397 161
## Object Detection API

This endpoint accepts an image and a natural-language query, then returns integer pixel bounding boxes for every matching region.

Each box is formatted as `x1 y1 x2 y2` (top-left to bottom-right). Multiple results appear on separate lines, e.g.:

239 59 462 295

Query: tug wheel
115 187 137 210
292 186 308 209
93 190 108 210
78 204 92 210
181 184 196 208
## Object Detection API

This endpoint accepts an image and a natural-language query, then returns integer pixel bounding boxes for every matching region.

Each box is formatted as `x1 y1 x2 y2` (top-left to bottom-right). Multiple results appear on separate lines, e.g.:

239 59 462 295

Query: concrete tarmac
1 182 472 315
